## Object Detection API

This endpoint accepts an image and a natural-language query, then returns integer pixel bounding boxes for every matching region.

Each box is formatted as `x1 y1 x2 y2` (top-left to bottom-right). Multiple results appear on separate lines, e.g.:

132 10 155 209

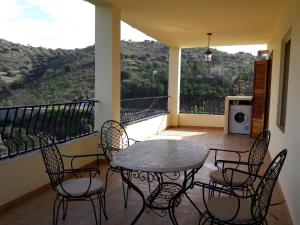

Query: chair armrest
61 153 105 158
209 148 249 169
216 160 262 171
209 148 249 154
64 168 99 174
61 153 103 176
216 159 249 169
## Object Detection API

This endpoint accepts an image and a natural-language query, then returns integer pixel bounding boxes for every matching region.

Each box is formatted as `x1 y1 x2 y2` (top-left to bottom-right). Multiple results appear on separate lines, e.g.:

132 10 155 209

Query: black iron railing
180 96 224 115
0 100 97 160
121 96 169 125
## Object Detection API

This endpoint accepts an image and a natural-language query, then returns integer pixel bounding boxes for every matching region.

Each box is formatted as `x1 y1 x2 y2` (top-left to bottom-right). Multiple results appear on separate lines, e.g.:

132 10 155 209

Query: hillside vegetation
0 39 254 107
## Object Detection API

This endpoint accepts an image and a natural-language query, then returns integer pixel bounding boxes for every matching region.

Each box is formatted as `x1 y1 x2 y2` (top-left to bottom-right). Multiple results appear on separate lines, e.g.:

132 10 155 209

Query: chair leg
54 197 64 225
98 193 108 220
103 167 113 211
90 197 99 225
52 195 60 225
62 198 68 220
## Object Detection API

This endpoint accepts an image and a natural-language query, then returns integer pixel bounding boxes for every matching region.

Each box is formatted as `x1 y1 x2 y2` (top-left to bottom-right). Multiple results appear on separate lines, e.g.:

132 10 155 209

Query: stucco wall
125 114 169 141
0 134 100 207
267 0 300 223
178 114 224 128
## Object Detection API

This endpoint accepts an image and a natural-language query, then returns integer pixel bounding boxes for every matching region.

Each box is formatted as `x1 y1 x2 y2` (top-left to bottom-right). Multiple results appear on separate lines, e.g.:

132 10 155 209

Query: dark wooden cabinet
251 59 272 138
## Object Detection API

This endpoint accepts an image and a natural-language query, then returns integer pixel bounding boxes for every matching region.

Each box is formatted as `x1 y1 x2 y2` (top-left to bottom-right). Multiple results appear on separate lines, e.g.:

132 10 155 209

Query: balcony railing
0 100 97 160
180 96 224 115
121 96 169 125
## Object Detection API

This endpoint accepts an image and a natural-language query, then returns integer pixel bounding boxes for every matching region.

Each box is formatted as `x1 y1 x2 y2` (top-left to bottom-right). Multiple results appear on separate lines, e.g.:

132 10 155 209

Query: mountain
0 39 255 106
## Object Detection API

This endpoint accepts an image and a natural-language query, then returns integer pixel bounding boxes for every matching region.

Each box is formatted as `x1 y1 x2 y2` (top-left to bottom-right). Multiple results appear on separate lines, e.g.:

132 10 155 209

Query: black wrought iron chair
191 149 287 225
209 130 271 196
39 133 108 225
100 120 139 208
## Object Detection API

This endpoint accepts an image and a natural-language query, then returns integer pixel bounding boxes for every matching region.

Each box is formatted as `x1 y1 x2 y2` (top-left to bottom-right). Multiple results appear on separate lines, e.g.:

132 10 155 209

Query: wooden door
251 60 269 138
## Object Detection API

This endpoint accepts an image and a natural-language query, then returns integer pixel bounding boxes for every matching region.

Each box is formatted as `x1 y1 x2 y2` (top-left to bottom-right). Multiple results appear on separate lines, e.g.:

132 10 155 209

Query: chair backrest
39 133 64 191
251 149 287 222
248 130 271 176
100 120 130 162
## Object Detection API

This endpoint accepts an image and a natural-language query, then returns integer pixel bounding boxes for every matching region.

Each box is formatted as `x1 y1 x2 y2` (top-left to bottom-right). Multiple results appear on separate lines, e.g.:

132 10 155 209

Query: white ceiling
88 0 285 48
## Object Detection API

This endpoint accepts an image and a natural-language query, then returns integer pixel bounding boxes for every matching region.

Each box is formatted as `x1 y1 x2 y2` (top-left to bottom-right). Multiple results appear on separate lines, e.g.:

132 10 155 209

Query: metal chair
39 133 108 225
191 149 287 225
100 120 139 208
209 130 271 196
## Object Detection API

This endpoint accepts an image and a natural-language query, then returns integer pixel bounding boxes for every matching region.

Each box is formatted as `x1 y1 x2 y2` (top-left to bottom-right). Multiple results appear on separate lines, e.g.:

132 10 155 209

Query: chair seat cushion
206 197 254 223
209 169 249 186
57 178 104 197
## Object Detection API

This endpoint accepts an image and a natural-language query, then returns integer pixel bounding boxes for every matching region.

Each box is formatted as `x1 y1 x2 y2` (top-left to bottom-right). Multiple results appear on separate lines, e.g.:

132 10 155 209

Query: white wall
178 114 224 128
267 0 300 223
125 114 168 141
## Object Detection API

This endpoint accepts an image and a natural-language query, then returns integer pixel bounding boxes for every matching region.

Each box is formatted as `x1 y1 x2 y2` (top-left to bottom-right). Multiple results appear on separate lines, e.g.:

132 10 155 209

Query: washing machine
229 104 252 134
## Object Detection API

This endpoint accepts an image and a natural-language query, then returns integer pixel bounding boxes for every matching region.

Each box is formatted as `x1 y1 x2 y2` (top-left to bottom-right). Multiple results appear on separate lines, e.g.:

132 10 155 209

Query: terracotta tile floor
0 127 293 225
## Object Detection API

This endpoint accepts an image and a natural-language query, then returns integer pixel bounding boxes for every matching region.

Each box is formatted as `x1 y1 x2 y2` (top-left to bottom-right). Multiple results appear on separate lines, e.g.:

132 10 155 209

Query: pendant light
204 33 213 63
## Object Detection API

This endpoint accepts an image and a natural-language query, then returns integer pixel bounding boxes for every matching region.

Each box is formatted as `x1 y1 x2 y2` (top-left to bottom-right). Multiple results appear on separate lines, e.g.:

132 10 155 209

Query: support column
94 5 121 131
168 47 181 127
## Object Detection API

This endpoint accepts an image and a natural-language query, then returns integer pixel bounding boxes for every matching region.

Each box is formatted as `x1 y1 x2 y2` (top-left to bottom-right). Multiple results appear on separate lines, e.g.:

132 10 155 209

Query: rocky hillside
0 39 255 106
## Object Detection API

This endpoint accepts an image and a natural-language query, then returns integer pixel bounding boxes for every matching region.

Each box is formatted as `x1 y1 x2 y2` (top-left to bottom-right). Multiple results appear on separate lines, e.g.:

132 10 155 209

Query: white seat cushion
57 178 104 197
206 197 254 223
209 169 249 186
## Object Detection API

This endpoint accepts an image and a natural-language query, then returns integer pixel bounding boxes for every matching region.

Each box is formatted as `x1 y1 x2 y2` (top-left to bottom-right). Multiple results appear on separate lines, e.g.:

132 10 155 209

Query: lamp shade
204 48 212 63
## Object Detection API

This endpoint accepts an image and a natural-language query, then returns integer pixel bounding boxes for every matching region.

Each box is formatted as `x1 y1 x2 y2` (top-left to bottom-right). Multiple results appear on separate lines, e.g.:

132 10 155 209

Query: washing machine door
234 111 247 124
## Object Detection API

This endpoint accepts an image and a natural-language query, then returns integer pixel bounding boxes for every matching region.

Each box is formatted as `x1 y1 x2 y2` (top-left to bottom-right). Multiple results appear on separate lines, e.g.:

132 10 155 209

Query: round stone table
113 139 209 225
113 139 208 172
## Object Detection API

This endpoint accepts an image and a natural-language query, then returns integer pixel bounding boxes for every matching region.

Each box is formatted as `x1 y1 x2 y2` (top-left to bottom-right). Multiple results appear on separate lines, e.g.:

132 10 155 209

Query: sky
0 0 266 55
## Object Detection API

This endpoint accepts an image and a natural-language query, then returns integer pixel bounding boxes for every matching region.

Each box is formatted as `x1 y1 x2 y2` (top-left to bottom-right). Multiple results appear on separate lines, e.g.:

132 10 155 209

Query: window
277 31 291 132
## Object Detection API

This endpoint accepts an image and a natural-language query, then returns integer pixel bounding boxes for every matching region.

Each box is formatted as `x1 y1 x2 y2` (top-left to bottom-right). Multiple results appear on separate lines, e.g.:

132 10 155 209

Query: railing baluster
1 109 11 158
9 108 19 156
25 107 35 149
53 104 61 141
18 107 27 153
64 103 71 142
40 105 48 133
68 103 77 139
58 104 67 141
78 102 86 136
87 101 95 132
46 105 55 134
82 101 92 134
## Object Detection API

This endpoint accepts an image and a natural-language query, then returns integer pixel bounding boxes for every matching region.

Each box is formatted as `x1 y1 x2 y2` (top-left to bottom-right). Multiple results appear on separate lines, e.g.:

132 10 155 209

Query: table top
113 139 209 173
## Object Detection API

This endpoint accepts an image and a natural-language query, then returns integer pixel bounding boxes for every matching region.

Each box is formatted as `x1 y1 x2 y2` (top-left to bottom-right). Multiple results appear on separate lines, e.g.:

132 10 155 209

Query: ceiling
88 0 285 48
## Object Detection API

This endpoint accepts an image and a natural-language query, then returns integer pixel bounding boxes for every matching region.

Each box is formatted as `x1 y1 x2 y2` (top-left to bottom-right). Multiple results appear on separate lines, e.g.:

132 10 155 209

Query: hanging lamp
204 33 213 63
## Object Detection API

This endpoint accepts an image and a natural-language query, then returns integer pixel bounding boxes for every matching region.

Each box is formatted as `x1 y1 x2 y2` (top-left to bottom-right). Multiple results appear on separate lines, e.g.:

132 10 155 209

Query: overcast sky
0 0 266 55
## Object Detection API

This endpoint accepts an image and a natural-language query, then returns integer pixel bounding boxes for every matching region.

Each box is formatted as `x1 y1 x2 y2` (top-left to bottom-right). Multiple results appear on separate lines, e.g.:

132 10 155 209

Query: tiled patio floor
0 128 293 225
